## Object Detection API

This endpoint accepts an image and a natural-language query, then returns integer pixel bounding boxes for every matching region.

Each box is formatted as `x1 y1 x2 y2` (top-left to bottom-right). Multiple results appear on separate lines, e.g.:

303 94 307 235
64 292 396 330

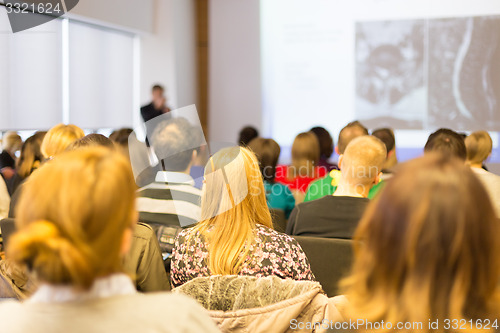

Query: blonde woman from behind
0 147 220 333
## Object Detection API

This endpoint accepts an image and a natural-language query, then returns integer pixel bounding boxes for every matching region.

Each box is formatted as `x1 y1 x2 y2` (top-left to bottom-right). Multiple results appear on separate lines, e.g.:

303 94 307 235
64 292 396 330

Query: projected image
428 16 500 131
355 20 426 129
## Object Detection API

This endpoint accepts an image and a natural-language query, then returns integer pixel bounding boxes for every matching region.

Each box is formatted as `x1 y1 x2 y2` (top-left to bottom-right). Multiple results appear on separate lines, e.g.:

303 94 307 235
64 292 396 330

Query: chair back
293 235 353 297
270 209 287 233
0 218 16 250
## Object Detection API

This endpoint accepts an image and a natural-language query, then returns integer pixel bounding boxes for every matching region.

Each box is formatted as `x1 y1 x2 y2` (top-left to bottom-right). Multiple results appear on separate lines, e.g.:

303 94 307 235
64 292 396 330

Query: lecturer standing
141 84 171 123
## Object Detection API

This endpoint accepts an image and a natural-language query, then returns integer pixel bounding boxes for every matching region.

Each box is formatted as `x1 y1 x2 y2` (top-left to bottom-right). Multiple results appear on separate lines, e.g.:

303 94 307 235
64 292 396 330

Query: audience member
136 117 202 256
0 172 9 219
275 132 326 202
170 146 314 288
286 136 386 238
7 132 46 196
372 127 398 174
248 138 295 218
40 124 85 160
424 128 466 160
0 132 22 181
304 120 384 202
310 126 338 172
0 148 219 332
335 154 500 332
238 126 259 146
66 134 170 292
465 130 500 217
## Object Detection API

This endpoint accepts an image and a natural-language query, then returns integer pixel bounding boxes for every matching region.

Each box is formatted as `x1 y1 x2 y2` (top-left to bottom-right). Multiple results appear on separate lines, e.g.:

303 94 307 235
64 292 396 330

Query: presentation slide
260 0 500 162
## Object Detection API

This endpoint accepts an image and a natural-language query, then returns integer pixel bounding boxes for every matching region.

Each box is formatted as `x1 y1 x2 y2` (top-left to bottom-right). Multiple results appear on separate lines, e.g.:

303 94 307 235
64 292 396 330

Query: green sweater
304 170 385 202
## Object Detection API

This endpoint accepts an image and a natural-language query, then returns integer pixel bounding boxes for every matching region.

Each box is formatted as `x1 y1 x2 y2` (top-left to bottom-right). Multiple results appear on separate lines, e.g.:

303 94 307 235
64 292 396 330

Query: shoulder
256 224 299 245
132 223 155 240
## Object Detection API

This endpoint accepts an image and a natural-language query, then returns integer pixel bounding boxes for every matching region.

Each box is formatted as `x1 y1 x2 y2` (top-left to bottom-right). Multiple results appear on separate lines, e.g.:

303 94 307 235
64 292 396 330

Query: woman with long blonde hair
336 153 500 333
170 146 314 288
0 147 219 333
41 123 85 159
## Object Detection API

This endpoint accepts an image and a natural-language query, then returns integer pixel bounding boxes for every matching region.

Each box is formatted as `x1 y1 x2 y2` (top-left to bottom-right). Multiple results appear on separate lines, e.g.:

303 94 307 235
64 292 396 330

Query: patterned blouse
170 224 315 288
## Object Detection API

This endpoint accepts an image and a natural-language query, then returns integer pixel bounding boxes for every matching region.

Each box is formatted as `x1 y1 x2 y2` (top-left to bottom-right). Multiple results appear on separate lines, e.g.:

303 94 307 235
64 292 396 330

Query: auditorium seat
293 236 353 297
0 218 16 250
270 209 287 233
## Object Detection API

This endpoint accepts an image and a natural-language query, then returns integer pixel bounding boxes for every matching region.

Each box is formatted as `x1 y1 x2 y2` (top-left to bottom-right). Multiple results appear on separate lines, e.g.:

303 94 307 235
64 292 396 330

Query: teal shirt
264 181 296 218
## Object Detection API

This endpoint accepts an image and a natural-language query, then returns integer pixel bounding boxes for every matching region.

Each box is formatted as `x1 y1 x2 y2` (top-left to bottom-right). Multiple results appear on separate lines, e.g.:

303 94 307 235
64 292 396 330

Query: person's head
248 138 281 182
151 117 199 173
372 128 397 170
424 128 466 161
67 134 115 151
41 124 85 159
337 121 369 155
194 146 273 275
339 136 386 191
342 154 500 327
109 128 134 148
291 132 320 174
9 147 137 290
465 131 492 166
238 126 259 146
2 131 22 153
16 131 46 179
310 126 334 159
151 84 164 100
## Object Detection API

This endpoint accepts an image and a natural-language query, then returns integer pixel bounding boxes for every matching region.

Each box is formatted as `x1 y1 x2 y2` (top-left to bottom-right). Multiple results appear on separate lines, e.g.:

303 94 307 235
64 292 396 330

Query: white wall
209 0 262 143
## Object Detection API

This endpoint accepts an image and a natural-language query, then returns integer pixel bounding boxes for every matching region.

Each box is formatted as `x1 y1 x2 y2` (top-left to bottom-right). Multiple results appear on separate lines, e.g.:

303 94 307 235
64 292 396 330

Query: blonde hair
41 124 85 159
341 136 386 186
465 131 492 165
191 146 273 275
291 132 320 177
2 131 22 152
341 154 500 333
8 147 137 289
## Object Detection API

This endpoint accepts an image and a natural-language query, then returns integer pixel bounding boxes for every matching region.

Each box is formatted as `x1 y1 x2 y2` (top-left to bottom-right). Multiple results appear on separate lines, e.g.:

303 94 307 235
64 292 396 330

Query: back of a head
41 124 85 159
238 126 259 146
9 147 137 289
2 131 22 152
291 132 320 167
424 128 466 161
341 136 386 186
16 131 46 179
343 154 500 326
67 134 115 151
198 146 272 275
310 126 334 159
247 138 281 182
465 130 492 165
338 121 369 154
151 117 199 172
372 128 395 153
109 128 134 147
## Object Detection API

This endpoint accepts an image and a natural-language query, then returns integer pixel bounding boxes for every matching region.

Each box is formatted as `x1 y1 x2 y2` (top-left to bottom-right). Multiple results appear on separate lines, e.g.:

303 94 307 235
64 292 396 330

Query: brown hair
424 128 466 161
310 126 334 159
341 154 500 332
465 131 492 165
41 124 85 159
338 121 369 154
16 131 46 179
248 138 281 182
9 148 137 289
290 132 320 177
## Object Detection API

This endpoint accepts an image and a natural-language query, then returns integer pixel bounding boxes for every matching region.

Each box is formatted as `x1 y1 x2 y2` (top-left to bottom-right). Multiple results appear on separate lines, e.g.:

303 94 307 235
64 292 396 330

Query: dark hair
372 128 396 152
424 128 466 161
109 128 134 147
16 131 47 179
67 134 115 151
338 120 369 154
151 117 200 172
248 138 281 182
238 126 259 146
152 84 164 92
310 126 334 159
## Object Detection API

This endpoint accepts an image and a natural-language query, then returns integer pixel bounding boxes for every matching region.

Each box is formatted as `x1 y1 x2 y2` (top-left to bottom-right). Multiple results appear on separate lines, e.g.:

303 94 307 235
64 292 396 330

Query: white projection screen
260 0 500 162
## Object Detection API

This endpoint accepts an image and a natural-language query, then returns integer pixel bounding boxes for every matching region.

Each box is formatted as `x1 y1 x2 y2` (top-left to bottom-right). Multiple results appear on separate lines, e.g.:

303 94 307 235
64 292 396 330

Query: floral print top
170 224 315 288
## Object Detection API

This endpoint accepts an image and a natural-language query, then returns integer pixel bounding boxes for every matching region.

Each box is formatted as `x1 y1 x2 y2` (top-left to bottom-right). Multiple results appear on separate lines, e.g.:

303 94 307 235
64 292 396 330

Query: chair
270 209 287 233
0 218 16 250
293 236 353 297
